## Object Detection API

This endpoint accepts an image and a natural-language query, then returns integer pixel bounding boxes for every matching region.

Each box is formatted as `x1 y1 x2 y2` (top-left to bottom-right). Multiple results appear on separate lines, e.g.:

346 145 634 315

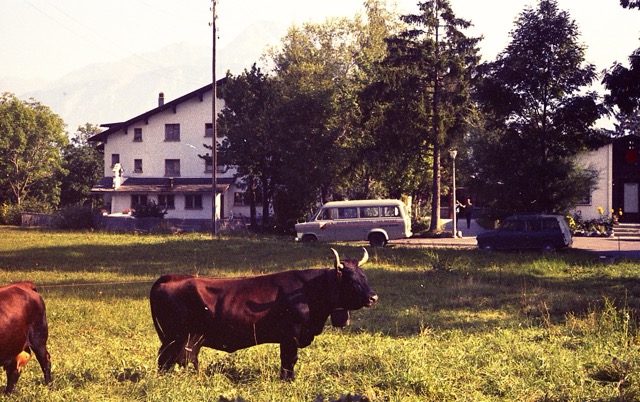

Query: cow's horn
359 247 369 267
331 248 344 270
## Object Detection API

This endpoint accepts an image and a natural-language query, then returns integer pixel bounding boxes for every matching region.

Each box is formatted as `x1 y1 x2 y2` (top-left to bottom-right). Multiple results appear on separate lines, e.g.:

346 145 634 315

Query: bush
60 205 95 230
132 201 167 219
0 203 22 225
1 200 56 225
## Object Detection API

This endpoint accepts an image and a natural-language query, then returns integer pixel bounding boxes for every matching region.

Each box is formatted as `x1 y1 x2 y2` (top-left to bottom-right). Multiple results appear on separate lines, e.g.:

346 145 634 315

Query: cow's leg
30 345 52 386
158 340 183 372
4 362 20 395
178 334 204 371
29 306 52 386
279 340 298 381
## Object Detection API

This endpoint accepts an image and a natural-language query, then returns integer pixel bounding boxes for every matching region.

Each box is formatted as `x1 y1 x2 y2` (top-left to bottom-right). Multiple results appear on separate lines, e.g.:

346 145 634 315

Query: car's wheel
301 234 318 243
369 233 387 247
479 242 494 251
541 243 556 253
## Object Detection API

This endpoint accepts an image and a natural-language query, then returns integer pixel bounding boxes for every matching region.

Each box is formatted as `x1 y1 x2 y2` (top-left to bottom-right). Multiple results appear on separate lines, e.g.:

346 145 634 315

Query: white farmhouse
89 82 252 229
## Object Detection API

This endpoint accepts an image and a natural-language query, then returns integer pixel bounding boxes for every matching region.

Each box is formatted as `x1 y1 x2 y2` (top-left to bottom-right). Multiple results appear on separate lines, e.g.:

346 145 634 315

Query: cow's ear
331 248 344 272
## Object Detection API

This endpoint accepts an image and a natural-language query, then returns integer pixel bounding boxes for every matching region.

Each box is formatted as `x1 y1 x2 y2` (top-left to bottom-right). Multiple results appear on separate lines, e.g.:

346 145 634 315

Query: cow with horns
149 247 377 380
0 282 52 395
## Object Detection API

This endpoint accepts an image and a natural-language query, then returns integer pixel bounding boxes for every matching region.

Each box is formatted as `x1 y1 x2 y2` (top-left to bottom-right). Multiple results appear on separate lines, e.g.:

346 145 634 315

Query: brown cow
150 248 377 380
0 282 52 395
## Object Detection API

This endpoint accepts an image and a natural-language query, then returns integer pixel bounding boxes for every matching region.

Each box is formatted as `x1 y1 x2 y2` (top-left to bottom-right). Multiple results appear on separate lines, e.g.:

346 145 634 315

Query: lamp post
450 149 458 238
211 0 218 235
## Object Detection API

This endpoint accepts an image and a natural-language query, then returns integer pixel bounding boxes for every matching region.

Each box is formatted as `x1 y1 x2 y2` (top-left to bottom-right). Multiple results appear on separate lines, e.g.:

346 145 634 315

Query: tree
620 0 640 9
216 65 280 230
0 93 67 208
59 123 104 207
267 15 389 228
472 0 606 218
371 0 480 231
602 47 640 136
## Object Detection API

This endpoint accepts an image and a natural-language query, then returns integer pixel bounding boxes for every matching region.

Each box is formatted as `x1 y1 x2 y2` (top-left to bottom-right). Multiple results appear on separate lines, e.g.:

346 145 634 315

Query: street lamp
450 149 458 238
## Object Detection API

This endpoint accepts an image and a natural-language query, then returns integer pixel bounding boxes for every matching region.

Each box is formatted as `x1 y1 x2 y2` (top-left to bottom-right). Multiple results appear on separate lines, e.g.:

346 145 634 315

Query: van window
382 206 400 217
360 207 380 218
338 207 357 219
319 208 335 220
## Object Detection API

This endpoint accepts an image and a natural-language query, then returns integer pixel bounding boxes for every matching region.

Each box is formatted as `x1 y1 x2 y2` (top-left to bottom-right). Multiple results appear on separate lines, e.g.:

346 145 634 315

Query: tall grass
1 227 639 401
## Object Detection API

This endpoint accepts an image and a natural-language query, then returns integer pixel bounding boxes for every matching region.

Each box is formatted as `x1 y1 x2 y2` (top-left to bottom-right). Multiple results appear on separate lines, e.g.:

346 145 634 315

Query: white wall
102 92 226 179
572 144 613 221
101 89 241 221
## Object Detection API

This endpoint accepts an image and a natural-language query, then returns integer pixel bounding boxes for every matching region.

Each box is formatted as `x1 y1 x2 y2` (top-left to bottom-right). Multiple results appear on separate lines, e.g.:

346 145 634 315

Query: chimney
158 92 165 107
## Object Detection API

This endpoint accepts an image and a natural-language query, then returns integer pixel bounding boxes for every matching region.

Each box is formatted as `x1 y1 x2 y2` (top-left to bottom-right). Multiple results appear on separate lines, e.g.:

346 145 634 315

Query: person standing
463 198 473 229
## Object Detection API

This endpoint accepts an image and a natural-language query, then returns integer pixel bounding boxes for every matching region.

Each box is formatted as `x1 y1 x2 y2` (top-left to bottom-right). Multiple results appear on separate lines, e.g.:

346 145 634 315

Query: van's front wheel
369 233 387 247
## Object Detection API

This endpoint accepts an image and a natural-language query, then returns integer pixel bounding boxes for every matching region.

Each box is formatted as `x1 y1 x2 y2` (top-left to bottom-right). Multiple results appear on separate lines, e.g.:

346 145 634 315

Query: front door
624 183 639 214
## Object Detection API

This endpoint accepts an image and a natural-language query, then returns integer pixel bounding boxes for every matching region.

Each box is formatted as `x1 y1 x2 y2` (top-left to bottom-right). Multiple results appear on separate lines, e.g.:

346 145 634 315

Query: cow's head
331 248 378 314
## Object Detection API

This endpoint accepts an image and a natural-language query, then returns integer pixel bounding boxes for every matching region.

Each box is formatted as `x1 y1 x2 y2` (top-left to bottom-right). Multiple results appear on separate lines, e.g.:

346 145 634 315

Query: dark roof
91 177 233 194
89 79 226 143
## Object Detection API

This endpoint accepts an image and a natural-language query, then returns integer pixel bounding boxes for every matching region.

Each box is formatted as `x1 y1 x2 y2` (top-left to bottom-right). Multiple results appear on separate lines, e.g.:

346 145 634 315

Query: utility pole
211 0 218 235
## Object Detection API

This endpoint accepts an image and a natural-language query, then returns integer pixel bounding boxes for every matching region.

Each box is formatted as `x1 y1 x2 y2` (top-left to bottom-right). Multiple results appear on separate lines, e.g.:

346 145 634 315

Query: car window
502 220 526 232
318 208 336 220
360 207 380 218
542 219 561 231
382 206 401 217
529 220 543 231
338 207 357 219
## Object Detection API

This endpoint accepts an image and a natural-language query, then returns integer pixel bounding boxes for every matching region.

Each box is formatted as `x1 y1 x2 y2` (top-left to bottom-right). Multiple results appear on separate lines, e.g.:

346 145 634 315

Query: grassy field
1 226 639 401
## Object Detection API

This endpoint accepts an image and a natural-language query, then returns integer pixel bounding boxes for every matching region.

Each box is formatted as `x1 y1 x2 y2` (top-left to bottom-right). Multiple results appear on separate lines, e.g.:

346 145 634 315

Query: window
131 194 147 208
360 207 380 218
233 192 262 206
502 220 525 232
165 124 180 141
205 123 213 137
204 154 213 173
577 188 592 206
111 154 120 167
164 159 180 177
234 192 246 206
185 194 203 209
158 194 175 209
382 206 400 217
133 128 142 142
338 207 357 219
319 208 336 220
134 159 143 173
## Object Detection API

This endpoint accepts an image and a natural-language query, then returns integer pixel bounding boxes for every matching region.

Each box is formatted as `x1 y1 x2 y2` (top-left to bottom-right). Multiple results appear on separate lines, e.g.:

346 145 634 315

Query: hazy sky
1 0 638 88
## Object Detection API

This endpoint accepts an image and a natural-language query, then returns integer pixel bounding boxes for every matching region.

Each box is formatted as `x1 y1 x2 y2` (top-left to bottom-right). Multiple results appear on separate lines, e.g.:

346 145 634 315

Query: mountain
18 21 285 134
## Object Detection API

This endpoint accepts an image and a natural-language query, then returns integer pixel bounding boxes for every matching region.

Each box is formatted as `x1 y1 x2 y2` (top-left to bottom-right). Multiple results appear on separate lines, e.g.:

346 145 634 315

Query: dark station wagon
476 214 573 252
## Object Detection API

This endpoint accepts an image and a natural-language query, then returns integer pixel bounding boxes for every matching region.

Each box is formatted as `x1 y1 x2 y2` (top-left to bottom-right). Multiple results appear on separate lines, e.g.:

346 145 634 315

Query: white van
295 199 412 247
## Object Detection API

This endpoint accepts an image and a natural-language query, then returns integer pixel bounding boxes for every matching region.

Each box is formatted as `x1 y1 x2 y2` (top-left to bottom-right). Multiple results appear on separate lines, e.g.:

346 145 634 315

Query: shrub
60 205 95 230
132 201 167 219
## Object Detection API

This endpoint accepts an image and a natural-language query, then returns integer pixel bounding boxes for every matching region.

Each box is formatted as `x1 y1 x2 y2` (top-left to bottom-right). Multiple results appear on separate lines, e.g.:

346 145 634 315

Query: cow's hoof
280 369 295 381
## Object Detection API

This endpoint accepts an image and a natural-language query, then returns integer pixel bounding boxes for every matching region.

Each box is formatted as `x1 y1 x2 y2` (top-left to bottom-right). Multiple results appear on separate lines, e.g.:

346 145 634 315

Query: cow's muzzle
366 293 378 307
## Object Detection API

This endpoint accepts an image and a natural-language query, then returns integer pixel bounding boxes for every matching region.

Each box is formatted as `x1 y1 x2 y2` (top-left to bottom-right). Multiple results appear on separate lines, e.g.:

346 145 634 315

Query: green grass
1 226 639 401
